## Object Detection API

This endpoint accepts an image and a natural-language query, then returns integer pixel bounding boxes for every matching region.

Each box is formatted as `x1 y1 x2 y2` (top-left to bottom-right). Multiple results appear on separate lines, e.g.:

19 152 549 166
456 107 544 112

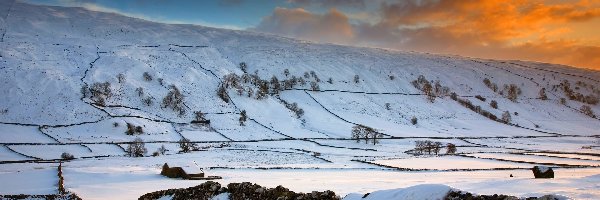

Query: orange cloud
253 0 600 69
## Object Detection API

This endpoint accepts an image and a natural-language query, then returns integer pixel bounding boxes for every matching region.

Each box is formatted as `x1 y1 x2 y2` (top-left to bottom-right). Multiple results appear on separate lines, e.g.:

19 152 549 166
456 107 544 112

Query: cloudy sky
27 0 600 70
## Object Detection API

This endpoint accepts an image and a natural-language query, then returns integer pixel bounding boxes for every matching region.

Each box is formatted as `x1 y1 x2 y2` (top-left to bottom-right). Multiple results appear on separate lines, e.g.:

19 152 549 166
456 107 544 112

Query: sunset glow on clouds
254 0 600 70
28 0 600 69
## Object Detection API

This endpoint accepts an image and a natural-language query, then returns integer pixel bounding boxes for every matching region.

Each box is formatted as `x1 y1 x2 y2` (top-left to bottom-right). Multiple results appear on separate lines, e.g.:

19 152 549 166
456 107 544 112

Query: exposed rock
139 181 339 200
0 193 82 200
445 191 561 200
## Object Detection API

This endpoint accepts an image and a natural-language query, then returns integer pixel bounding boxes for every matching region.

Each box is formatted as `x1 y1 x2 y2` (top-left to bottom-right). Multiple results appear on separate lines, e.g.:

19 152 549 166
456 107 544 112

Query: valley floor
1 136 599 200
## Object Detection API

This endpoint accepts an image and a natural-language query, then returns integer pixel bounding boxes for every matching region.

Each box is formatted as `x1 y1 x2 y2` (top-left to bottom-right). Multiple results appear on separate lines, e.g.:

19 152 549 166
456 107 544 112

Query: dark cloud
252 7 353 44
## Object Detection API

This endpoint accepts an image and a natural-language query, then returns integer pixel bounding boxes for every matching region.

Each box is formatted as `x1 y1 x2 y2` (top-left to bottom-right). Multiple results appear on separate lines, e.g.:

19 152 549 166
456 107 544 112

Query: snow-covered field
1 1 600 199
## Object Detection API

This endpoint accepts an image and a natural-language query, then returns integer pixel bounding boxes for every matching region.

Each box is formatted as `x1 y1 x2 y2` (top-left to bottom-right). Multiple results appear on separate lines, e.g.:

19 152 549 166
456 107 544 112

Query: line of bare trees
413 140 457 155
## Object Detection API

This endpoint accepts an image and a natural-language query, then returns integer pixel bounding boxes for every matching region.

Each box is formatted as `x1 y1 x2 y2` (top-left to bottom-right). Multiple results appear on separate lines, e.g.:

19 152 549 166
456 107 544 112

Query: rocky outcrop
139 181 339 200
445 191 561 200
227 182 338 200
0 193 82 200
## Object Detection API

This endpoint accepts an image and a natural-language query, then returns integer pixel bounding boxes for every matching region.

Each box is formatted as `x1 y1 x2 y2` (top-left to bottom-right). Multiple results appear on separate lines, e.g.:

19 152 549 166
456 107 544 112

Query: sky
26 0 600 70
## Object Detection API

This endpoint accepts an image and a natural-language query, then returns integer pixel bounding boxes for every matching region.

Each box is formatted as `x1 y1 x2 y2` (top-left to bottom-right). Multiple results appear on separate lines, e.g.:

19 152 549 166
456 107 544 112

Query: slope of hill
1 1 600 199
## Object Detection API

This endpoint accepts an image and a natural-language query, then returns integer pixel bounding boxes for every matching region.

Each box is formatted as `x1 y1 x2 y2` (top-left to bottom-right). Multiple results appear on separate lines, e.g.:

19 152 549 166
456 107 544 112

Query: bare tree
178 138 196 153
446 143 457 154
283 69 290 77
539 88 548 100
239 62 247 73
490 100 498 109
157 145 167 155
127 138 147 157
239 110 247 126
143 72 152 81
270 75 281 94
310 81 320 91
162 85 186 116
423 82 435 103
194 111 206 121
581 105 595 117
501 111 512 124
433 141 443 155
218 84 230 103
117 73 125 83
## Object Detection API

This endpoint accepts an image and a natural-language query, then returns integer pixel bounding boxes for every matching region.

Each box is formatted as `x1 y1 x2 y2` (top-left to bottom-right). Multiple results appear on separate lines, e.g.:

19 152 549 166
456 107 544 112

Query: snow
343 184 451 200
0 1 600 200
373 156 534 170
0 168 57 195
469 153 600 167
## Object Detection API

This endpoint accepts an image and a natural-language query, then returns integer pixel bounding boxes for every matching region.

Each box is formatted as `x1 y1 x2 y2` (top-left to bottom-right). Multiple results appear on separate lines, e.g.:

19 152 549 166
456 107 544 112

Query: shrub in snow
411 116 418 125
157 145 167 155
490 100 498 109
270 76 281 94
281 100 304 118
142 96 153 106
503 84 521 102
256 80 269 100
194 111 206 121
501 111 512 124
162 85 186 116
239 62 247 73
310 81 320 91
298 77 306 86
327 77 333 84
560 98 567 105
389 75 395 80
446 143 457 154
475 95 486 102
178 138 196 153
117 73 125 83
283 68 289 77
136 87 144 97
246 87 254 97
127 138 147 157
539 88 548 100
143 72 153 81
450 92 458 100
217 84 230 103
353 75 360 83
239 110 247 126
112 122 119 127
303 72 310 79
61 152 74 160
581 105 595 117
126 123 144 135
157 78 164 86
412 75 436 102
483 78 498 92
385 103 391 110
433 80 450 97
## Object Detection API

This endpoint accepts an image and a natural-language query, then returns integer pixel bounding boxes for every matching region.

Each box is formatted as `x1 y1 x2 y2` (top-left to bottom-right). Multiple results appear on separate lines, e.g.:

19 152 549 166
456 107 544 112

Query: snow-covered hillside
1 1 600 199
